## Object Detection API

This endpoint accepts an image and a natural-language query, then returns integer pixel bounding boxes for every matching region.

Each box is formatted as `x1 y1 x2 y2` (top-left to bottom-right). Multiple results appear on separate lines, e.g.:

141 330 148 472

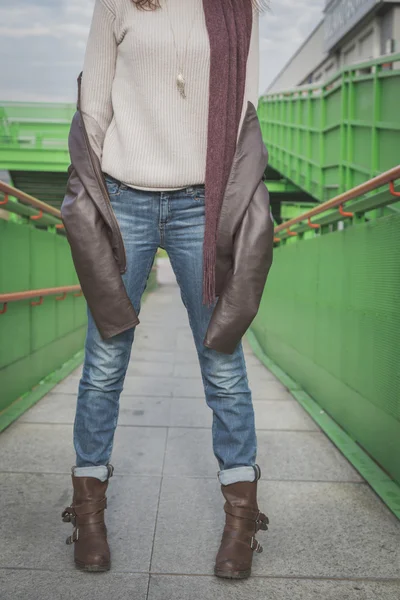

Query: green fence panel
259 54 400 203
0 220 159 427
252 214 400 486
0 221 86 414
0 221 31 367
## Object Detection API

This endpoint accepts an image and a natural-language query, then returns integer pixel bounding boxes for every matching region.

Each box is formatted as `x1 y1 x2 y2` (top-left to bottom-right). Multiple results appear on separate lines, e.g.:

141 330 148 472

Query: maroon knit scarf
202 0 253 304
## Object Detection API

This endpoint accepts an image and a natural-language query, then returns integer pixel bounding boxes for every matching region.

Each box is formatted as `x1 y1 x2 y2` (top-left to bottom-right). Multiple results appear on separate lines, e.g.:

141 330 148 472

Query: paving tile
128 349 175 364
118 396 171 427
173 350 200 364
0 473 160 572
168 397 212 428
254 430 362 481
18 393 78 424
0 571 149 600
248 379 293 401
157 257 178 285
173 358 280 385
123 376 175 397
176 329 197 352
53 373 176 397
246 363 281 384
126 359 174 377
253 400 319 431
52 377 80 395
172 377 205 398
133 335 178 353
242 341 266 363
148 575 400 600
163 428 217 477
19 394 172 427
69 365 83 378
163 428 362 481
173 362 202 378
160 428 199 476
0 422 167 475
110 426 167 475
150 478 400 578
243 352 266 366
172 357 289 400
166 399 317 431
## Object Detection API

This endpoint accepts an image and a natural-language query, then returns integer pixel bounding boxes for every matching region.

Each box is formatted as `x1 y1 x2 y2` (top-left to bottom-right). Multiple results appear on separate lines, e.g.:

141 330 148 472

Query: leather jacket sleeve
61 148 139 340
204 181 274 354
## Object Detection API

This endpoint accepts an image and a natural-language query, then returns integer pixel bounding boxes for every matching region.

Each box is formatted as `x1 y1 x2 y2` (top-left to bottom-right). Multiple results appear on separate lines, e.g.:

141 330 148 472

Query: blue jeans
73 175 258 486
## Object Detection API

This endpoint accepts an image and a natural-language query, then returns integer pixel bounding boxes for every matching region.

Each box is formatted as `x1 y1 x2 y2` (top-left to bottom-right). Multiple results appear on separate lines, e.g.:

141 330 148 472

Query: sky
0 0 326 102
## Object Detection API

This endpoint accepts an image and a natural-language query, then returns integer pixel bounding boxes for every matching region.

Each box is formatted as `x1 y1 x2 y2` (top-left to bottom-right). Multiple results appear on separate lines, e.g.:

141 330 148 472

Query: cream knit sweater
81 0 259 191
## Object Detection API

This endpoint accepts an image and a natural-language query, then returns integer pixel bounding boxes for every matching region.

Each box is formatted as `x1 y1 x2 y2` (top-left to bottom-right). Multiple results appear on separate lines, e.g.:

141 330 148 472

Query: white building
266 0 400 93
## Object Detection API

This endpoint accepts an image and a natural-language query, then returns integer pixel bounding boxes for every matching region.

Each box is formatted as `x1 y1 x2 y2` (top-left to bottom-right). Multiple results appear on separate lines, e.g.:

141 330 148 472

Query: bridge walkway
0 261 399 599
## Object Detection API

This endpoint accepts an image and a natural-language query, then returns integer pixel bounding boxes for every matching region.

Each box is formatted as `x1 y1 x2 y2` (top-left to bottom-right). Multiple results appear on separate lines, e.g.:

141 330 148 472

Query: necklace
163 0 201 99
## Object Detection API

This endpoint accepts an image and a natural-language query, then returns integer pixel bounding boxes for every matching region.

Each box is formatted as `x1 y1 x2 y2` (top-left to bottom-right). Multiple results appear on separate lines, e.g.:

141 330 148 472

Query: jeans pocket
192 185 206 202
104 174 121 197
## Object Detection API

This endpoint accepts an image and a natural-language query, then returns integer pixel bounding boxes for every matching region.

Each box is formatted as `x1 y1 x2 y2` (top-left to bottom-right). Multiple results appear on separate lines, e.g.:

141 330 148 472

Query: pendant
176 71 186 99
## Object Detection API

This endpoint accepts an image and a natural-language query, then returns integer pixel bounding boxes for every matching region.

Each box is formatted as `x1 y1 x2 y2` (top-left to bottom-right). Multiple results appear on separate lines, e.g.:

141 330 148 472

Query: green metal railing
0 179 66 227
0 103 73 172
273 165 400 242
259 53 400 203
249 162 400 518
0 182 158 431
0 216 87 429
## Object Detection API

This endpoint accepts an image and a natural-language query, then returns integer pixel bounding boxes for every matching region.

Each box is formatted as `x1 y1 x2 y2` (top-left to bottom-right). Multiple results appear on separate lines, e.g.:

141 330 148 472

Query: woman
61 0 273 580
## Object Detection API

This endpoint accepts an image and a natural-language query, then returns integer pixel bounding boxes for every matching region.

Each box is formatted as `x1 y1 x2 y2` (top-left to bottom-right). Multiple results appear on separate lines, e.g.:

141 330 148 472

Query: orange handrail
275 165 400 235
0 285 81 303
0 180 62 220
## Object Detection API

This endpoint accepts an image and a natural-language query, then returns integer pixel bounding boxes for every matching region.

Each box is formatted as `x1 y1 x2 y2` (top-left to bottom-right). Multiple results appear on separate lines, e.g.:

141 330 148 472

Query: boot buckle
66 527 79 545
250 536 263 553
62 506 76 525
256 511 269 531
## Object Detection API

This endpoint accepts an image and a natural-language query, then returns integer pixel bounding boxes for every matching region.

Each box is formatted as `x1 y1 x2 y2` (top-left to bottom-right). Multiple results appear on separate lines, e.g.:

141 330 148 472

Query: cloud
259 0 325 93
0 0 325 102
0 0 95 101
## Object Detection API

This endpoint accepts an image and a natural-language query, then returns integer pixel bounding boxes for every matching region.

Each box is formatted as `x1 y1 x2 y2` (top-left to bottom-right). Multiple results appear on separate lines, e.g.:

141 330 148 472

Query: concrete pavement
0 261 399 599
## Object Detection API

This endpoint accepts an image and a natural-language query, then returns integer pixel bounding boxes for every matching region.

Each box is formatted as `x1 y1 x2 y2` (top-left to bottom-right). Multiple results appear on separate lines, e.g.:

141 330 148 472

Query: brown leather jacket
61 98 273 355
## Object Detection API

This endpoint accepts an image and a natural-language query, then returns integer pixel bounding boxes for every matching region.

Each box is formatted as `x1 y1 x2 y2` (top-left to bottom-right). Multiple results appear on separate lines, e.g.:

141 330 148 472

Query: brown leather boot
62 464 114 572
214 478 269 579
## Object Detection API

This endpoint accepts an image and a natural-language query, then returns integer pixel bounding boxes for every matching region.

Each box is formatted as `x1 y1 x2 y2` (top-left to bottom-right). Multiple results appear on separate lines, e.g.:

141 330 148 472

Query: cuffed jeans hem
218 466 257 486
72 465 109 482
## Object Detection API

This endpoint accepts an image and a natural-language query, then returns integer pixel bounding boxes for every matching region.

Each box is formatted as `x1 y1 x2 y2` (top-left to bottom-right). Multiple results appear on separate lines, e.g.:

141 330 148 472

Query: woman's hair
131 0 268 12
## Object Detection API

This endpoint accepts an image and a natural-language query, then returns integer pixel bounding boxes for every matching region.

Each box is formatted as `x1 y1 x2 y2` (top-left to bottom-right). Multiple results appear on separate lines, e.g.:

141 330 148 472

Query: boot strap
65 521 107 545
224 505 269 530
66 527 79 545
222 529 263 553
74 512 106 525
62 498 107 521
74 497 107 515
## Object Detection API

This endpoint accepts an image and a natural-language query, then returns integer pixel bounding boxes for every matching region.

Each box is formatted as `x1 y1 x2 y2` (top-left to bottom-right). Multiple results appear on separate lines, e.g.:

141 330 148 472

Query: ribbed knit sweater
81 0 259 191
